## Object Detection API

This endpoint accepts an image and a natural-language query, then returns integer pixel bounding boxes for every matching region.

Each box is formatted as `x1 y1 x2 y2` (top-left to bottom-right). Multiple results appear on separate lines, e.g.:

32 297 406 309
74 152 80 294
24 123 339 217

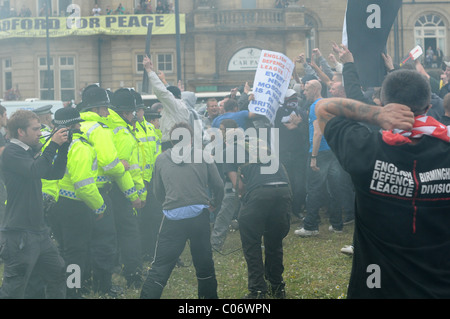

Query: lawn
0 213 354 300
102 215 354 299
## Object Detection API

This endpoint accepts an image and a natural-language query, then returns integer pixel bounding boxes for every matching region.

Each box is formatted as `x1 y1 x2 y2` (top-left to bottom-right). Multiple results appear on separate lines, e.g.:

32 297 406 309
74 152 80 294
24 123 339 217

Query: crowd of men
0 41 449 299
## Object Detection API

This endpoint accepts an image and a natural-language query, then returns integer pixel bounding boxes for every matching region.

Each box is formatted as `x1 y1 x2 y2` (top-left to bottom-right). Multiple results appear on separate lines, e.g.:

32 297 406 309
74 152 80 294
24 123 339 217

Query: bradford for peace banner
249 50 294 124
342 0 402 88
0 14 185 39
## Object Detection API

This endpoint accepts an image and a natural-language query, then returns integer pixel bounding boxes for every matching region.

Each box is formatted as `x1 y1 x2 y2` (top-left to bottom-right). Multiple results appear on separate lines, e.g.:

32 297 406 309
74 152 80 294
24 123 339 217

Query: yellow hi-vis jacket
144 119 161 181
135 120 155 183
80 111 139 202
106 109 147 201
40 124 59 202
58 133 106 215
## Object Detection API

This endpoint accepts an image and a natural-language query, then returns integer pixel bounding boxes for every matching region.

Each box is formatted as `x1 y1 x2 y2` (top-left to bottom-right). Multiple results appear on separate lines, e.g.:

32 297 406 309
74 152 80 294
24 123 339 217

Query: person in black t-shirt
274 89 308 219
315 69 450 298
223 137 292 299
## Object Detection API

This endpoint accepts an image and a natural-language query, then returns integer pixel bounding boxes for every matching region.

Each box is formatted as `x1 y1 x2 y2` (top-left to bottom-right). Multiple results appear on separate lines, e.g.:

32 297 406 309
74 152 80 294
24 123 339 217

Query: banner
0 14 185 39
342 0 402 88
249 50 294 124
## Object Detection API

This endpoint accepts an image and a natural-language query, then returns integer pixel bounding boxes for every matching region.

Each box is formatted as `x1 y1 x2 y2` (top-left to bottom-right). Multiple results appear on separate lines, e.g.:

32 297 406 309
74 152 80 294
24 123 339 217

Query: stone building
0 0 448 101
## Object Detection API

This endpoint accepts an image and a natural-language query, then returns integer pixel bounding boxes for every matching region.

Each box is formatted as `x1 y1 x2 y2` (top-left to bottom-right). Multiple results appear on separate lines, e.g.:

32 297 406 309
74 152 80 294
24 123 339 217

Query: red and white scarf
382 115 450 146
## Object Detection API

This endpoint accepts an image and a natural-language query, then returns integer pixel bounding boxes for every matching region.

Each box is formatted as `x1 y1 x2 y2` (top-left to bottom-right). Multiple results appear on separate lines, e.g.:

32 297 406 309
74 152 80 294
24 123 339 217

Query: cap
78 86 112 112
33 105 53 116
111 88 137 112
53 107 84 126
285 89 297 98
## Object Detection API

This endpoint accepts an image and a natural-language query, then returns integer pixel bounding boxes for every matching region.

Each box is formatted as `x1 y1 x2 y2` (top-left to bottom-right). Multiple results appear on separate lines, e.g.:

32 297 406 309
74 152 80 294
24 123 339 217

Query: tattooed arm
315 98 415 134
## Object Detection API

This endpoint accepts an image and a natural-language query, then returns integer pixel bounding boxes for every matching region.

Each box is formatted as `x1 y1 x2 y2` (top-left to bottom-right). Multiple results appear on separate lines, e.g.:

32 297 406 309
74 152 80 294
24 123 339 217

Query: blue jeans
304 150 347 231
210 182 240 250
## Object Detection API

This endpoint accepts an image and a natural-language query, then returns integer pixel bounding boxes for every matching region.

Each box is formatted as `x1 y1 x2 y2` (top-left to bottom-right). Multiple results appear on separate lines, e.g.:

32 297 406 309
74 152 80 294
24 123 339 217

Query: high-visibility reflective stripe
74 177 95 190
148 136 156 141
129 164 141 171
97 175 111 183
124 186 137 197
137 187 146 196
113 126 127 134
139 137 147 142
102 158 120 172
92 158 98 171
59 189 78 199
86 123 101 139
94 203 107 215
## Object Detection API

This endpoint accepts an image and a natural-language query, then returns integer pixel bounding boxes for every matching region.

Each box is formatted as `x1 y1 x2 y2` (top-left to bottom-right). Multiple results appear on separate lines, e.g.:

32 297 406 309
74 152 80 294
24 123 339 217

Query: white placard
249 50 294 124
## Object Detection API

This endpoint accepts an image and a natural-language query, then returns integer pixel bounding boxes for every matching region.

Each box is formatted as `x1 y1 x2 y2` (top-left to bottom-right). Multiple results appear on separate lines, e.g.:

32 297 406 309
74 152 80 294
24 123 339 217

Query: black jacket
1 139 68 232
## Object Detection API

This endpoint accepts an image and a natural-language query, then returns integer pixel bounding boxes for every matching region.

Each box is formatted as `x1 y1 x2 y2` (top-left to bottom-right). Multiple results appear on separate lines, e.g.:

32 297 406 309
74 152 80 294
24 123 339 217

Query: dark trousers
140 209 218 299
304 150 346 231
238 186 291 294
279 150 308 217
0 230 66 299
139 180 163 262
110 183 143 286
53 197 94 298
89 188 118 293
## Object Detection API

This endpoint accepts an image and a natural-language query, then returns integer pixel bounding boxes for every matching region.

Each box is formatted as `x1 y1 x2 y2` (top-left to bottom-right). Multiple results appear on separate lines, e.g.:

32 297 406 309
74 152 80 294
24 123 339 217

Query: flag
342 0 402 88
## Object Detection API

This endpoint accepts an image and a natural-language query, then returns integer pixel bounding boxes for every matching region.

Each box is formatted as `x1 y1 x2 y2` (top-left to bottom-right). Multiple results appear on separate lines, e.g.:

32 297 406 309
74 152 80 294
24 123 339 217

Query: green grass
0 213 354 299
101 214 354 299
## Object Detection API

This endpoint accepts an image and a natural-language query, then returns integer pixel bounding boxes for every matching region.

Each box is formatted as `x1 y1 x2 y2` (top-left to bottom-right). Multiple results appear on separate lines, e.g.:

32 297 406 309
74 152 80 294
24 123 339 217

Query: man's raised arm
315 98 415 134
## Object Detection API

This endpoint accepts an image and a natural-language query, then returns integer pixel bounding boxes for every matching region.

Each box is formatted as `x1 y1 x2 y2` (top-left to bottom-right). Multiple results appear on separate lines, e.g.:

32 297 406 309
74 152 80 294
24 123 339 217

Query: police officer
108 88 146 288
76 84 130 296
52 107 106 299
140 108 163 262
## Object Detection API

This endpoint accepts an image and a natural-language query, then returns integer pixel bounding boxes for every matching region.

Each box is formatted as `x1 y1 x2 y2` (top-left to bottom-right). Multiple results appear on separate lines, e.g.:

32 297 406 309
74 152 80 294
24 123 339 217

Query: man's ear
17 128 25 138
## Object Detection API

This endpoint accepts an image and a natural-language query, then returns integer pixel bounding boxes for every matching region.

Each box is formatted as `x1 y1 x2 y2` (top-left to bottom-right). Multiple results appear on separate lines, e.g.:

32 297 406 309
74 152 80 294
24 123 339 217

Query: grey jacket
152 146 224 211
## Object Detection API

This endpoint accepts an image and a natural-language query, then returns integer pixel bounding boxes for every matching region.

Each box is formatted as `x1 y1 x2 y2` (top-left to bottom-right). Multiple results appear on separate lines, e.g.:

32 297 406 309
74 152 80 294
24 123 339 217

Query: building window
3 58 12 92
38 0 52 16
157 53 173 73
38 55 75 101
39 57 54 100
305 14 317 59
136 54 145 72
58 0 72 16
60 56 75 101
136 53 173 73
414 13 446 67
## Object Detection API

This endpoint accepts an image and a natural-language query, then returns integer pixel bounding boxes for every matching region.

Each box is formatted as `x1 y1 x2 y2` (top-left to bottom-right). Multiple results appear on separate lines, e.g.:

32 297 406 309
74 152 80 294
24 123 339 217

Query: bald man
295 79 348 237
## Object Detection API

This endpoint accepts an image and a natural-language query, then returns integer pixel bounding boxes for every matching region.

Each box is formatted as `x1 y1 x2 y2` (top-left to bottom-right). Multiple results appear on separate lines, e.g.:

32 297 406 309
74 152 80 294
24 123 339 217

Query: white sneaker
294 228 319 237
340 245 354 256
328 225 343 233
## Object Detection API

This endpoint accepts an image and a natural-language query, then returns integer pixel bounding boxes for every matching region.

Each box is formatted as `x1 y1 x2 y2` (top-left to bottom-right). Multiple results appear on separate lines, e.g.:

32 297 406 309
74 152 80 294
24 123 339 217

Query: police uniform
51 107 105 299
106 88 146 288
77 85 126 295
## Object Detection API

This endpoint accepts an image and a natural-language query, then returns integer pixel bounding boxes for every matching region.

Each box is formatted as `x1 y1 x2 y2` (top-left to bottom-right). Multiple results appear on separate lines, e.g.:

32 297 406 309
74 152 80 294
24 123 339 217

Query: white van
0 99 65 116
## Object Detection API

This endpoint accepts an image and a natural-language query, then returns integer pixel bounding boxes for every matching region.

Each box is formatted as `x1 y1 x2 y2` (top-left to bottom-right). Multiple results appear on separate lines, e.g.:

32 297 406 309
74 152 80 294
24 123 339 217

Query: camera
55 125 73 143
